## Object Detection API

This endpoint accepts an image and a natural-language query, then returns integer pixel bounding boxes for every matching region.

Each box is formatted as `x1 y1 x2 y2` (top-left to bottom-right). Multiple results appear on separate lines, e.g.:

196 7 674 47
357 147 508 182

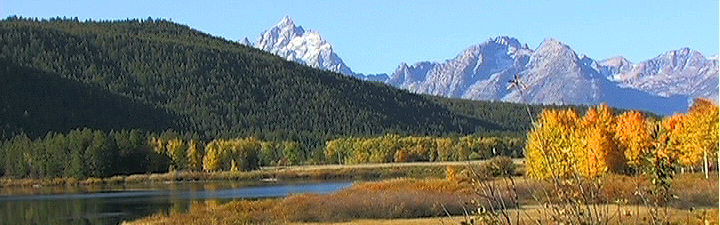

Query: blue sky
2 0 717 74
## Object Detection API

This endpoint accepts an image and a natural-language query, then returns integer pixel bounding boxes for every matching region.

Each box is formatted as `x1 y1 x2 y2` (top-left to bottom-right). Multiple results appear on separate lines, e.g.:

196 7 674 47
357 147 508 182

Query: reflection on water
0 181 352 225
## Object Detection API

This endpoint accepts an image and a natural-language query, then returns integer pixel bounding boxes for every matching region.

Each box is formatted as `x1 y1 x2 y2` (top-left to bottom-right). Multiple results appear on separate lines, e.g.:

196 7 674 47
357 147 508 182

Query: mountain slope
388 36 531 99
0 17 507 143
500 39 688 115
0 58 176 139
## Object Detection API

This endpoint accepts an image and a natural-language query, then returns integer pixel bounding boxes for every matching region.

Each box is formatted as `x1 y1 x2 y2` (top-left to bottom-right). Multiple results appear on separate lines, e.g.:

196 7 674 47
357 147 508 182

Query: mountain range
244 17 718 115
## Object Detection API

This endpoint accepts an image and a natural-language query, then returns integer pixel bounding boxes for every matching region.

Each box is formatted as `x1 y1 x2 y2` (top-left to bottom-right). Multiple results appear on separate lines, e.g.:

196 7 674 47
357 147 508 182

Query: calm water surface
0 180 352 225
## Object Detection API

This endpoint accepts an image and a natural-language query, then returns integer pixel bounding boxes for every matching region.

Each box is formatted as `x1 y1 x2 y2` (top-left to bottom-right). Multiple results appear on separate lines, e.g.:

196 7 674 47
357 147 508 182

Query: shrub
80 177 103 185
480 156 516 177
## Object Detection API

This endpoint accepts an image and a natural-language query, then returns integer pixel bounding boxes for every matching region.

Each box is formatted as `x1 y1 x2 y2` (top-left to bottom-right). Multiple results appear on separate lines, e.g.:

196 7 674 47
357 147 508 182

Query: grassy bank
0 161 502 187
126 173 718 225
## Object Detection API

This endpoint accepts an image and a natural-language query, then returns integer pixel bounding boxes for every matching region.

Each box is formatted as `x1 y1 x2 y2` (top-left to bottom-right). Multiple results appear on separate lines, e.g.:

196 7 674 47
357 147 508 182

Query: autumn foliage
525 100 719 179
324 135 522 164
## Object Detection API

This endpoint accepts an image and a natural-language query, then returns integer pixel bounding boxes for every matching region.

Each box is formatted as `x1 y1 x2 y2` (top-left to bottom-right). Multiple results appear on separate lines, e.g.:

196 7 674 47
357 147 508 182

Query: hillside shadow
0 58 179 139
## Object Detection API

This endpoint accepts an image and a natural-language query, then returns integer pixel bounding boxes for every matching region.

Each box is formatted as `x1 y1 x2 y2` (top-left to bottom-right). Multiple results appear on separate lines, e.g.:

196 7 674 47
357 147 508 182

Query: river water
0 180 352 225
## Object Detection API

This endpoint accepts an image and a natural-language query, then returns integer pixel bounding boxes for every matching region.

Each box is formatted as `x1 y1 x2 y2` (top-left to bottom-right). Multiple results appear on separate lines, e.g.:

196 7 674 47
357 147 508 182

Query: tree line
0 127 526 179
324 134 522 164
525 99 718 179
0 128 304 179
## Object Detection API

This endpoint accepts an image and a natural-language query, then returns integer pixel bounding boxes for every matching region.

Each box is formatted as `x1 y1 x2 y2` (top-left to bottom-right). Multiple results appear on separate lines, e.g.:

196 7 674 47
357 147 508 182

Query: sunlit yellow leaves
166 138 187 170
526 100 719 180
613 111 651 168
324 135 522 165
201 138 261 172
186 139 202 171
676 98 719 167
525 108 579 179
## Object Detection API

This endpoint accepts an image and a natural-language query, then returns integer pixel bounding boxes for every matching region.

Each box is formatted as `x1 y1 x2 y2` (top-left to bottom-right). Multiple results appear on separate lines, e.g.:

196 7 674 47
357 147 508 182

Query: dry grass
124 172 718 225
670 172 720 209
291 207 719 225
126 178 476 225
274 178 475 222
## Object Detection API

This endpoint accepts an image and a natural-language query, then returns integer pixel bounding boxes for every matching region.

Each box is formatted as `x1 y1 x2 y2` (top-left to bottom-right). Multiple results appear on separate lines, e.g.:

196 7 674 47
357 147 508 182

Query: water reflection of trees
0 181 298 224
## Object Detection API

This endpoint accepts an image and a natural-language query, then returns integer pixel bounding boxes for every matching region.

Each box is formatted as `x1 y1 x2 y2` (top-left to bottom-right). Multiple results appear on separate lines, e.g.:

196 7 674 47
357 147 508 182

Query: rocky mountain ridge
243 17 717 115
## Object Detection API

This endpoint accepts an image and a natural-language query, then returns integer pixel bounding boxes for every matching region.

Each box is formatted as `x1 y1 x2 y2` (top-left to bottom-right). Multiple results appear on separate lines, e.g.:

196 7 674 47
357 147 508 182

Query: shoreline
0 160 507 187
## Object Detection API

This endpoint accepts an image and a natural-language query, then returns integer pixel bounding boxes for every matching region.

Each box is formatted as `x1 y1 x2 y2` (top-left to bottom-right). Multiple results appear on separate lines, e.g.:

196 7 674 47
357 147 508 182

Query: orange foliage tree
574 104 624 176
613 111 651 170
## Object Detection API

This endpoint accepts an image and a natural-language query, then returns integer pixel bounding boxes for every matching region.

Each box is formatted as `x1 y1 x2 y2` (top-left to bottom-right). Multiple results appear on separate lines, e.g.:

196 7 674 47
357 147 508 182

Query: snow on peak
251 17 353 75
278 16 295 27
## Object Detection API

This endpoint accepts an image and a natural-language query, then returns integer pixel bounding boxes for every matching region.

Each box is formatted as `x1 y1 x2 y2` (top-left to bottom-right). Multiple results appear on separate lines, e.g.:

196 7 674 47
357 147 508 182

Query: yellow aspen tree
525 108 579 179
577 104 623 176
678 98 719 169
149 136 165 154
346 138 371 164
202 140 221 172
453 139 471 161
435 137 453 161
324 139 341 164
186 139 202 171
166 138 187 170
660 114 685 164
613 111 651 169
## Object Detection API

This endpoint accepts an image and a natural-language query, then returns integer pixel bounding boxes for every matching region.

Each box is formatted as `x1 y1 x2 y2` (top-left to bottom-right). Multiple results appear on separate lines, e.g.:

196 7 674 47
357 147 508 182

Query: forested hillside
0 17 499 144
0 59 176 139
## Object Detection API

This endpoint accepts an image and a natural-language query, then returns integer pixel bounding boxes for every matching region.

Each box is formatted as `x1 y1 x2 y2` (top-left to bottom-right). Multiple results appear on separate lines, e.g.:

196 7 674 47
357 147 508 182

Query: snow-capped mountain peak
248 16 353 75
